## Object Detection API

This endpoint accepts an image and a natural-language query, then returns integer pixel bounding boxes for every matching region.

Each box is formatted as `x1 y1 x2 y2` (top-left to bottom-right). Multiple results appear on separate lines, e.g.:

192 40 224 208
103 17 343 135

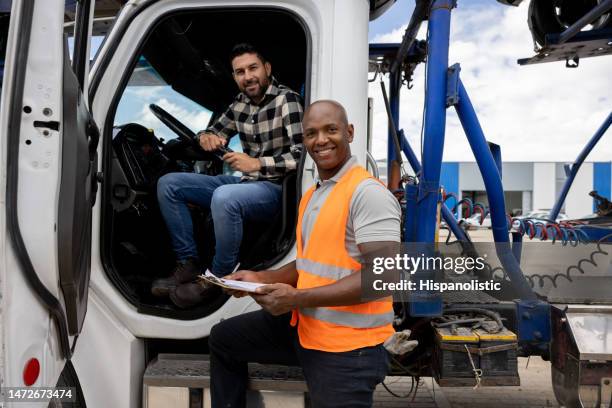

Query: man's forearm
295 272 363 308
258 261 298 285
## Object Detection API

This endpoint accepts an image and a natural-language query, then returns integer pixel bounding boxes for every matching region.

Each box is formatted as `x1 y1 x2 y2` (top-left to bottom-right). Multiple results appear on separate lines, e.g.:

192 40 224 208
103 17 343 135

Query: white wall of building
565 163 594 218
459 163 533 191
533 163 556 210
522 191 532 213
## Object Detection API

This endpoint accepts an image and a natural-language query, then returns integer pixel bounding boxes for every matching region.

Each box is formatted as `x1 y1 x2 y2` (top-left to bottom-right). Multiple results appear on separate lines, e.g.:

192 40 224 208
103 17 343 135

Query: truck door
2 0 97 359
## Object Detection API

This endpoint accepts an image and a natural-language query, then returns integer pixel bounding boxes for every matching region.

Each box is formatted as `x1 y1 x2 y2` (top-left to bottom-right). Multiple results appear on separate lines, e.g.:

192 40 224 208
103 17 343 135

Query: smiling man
208 100 401 407
153 43 303 307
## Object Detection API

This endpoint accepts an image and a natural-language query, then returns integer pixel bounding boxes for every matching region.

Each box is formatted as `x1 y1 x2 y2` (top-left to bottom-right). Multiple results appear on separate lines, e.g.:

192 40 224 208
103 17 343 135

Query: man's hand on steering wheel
198 132 227 151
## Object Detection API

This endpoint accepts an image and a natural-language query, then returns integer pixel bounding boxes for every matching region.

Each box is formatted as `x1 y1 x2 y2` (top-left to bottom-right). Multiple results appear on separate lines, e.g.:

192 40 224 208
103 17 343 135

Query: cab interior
101 8 309 318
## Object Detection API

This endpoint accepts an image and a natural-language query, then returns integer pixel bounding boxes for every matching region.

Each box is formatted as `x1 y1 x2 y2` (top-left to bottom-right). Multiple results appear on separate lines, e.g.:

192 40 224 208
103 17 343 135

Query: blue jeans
157 173 282 276
209 311 390 408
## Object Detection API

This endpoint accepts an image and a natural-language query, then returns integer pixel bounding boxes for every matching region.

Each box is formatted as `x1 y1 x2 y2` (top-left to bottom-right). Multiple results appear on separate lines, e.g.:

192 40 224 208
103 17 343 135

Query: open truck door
58 0 99 339
1 0 97 386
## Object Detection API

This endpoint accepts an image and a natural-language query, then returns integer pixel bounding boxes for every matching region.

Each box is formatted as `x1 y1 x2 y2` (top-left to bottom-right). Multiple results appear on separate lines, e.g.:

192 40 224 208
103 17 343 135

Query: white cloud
369 4 612 163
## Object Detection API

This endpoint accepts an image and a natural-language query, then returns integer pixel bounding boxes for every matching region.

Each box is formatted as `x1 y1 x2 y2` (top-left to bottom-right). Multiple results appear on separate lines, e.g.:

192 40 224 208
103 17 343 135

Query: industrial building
376 161 612 219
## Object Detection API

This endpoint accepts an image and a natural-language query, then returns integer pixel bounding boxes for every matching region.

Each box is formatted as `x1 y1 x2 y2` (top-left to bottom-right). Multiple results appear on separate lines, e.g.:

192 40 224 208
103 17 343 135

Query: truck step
143 354 308 408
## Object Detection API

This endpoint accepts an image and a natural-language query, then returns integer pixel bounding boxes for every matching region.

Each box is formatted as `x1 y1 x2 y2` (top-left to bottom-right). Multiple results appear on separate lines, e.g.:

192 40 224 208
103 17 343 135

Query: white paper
199 270 265 293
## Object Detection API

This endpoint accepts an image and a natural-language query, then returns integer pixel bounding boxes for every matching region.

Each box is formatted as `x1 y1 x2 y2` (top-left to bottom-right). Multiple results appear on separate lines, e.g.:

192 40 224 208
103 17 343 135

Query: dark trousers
209 310 389 408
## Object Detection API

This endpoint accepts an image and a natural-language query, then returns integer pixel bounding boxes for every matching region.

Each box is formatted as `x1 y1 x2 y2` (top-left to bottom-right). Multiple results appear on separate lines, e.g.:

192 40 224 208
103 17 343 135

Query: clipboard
198 270 265 293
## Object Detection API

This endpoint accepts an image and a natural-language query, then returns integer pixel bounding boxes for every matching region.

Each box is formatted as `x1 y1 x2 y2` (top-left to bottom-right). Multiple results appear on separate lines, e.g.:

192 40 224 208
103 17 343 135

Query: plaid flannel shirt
204 77 303 181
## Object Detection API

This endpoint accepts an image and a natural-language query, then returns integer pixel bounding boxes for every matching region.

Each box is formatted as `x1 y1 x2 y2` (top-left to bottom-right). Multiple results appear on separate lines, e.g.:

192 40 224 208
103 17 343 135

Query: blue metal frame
454 80 508 242
398 130 470 242
516 301 551 346
454 79 537 300
488 142 503 178
402 0 452 316
383 0 540 311
549 112 612 221
386 0 536 300
371 40 470 243
414 0 453 243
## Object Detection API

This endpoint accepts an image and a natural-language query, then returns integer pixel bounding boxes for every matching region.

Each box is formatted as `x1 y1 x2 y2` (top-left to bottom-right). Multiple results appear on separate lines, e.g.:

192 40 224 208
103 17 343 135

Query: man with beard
153 43 303 307
208 100 401 407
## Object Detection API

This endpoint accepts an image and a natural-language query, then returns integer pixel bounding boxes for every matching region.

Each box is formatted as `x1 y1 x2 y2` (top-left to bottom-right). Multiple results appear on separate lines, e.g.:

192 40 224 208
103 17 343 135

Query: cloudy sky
367 0 611 163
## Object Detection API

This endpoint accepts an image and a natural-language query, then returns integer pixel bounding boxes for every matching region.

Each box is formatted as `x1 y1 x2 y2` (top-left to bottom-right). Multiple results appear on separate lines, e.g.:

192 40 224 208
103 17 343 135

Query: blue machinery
370 0 612 352
549 113 612 221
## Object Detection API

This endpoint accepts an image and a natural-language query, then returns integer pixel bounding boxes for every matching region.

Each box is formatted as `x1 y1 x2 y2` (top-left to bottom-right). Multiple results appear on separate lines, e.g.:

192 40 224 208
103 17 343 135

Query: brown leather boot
151 258 201 297
169 280 221 308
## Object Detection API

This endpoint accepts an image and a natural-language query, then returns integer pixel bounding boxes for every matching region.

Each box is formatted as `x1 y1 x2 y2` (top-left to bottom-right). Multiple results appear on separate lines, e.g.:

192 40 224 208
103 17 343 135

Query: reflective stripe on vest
296 258 355 281
292 164 395 352
299 307 395 329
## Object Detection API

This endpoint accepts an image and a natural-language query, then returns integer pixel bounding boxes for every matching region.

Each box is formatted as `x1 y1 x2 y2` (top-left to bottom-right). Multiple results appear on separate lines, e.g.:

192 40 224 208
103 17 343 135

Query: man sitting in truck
208 100 401 407
153 43 303 307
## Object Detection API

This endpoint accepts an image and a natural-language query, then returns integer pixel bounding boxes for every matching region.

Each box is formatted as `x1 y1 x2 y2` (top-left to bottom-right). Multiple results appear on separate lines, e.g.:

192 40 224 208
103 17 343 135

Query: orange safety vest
291 165 395 352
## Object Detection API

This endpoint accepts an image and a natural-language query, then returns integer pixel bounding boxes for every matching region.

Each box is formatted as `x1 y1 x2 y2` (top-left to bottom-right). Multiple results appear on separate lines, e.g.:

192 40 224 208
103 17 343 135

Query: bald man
208 100 401 408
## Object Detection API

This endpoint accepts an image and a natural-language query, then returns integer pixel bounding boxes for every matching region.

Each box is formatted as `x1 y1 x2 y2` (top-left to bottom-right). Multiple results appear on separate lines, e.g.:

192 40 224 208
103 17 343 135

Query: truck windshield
114 56 213 143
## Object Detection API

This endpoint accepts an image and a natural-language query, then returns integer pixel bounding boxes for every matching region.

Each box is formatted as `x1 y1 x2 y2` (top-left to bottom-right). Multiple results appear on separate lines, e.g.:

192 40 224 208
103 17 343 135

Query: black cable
383 353 417 398
412 377 421 402
380 78 404 169
390 354 417 375
562 232 611 284
396 269 409 326
382 376 415 398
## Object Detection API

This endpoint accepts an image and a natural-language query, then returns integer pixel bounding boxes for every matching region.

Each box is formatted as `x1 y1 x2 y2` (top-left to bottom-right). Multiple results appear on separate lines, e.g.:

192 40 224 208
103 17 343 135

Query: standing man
208 100 401 407
153 43 303 307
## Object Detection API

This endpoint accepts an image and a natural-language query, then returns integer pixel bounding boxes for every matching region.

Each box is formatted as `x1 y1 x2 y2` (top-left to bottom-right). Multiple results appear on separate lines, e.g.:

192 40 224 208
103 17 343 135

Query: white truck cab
0 0 392 406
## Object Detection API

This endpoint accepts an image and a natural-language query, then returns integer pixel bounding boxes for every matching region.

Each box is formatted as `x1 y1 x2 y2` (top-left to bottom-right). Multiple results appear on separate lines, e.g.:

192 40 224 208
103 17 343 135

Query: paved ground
374 376 446 408
373 357 560 408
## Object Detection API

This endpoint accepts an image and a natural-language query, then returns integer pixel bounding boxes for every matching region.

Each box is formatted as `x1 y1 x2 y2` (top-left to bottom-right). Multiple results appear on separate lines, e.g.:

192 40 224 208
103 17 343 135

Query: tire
528 0 609 47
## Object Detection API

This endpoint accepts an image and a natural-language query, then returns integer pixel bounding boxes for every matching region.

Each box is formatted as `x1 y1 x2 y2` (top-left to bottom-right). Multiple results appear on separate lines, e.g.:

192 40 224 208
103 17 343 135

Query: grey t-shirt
301 156 401 263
